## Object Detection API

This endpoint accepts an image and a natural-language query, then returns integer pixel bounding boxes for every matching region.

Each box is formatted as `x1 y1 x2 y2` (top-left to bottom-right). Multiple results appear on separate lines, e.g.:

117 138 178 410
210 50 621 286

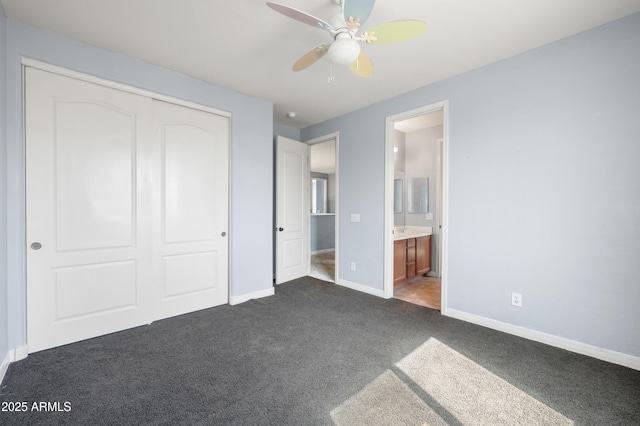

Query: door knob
221 232 227 237
31 242 42 250
279 227 284 232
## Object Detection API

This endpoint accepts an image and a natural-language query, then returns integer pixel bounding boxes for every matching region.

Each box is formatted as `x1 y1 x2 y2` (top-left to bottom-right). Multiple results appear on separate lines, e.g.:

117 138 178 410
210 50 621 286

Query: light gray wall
5 20 273 351
405 126 441 228
304 110 386 287
302 13 640 358
311 215 335 251
0 4 9 365
393 130 406 173
273 123 301 142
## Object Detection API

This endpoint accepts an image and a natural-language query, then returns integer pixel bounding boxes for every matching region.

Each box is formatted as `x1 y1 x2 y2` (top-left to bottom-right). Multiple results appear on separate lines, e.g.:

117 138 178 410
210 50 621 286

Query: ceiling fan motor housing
328 32 361 65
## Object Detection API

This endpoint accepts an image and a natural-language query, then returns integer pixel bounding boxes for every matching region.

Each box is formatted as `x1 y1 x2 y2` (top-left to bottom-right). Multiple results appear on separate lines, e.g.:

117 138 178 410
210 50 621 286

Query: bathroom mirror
408 177 429 213
394 172 405 227
393 179 403 214
311 178 327 213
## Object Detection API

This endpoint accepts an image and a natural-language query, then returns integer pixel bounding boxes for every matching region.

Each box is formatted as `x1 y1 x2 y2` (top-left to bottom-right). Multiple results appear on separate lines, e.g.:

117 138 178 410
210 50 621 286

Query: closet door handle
31 242 42 250
274 227 284 232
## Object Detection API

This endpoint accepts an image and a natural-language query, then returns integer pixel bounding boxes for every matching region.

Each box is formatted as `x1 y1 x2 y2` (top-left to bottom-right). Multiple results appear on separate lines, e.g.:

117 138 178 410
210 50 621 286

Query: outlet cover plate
512 292 522 307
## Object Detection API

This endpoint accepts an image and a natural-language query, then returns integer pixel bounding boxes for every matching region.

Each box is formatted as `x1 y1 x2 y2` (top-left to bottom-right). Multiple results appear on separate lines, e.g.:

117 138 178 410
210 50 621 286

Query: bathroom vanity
393 227 432 286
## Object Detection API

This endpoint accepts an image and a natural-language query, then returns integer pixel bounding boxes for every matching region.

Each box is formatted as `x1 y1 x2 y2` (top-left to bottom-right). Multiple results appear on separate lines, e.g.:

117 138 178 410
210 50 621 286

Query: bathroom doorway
308 134 339 283
384 102 449 313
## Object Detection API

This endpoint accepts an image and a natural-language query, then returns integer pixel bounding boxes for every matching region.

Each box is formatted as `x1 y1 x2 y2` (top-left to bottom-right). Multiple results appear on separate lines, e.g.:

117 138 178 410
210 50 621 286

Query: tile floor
310 250 440 311
394 276 441 311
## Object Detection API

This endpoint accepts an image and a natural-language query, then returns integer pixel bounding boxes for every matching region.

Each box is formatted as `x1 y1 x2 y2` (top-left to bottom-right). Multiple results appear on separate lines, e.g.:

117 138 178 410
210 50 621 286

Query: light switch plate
351 214 360 222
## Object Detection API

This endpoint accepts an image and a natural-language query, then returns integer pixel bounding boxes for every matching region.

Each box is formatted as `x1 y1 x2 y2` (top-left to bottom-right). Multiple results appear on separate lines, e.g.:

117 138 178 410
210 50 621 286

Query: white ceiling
2 0 639 129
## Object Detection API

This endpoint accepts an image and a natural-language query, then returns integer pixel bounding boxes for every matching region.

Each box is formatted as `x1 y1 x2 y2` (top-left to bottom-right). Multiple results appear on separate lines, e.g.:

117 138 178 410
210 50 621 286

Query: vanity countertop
393 226 433 241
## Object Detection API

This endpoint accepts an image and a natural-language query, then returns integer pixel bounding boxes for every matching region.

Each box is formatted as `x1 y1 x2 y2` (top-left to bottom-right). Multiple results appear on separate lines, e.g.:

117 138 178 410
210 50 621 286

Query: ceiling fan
266 0 427 78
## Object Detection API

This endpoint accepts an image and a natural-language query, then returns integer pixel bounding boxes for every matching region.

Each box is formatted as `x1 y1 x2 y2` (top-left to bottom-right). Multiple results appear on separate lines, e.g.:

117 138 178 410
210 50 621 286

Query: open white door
275 136 309 284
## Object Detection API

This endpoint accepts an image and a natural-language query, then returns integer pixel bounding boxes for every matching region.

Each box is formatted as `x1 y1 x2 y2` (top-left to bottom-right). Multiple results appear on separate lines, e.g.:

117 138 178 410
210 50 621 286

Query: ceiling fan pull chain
328 64 336 84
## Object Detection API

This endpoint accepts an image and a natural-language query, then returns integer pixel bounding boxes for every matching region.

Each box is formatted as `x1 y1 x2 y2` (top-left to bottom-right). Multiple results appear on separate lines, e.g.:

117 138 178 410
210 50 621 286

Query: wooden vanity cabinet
406 238 416 280
416 235 432 276
393 240 407 285
394 235 431 287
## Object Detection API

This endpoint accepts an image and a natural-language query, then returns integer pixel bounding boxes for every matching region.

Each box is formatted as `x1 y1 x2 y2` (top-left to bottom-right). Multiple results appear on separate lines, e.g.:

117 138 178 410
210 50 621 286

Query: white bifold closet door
151 100 229 321
25 67 228 353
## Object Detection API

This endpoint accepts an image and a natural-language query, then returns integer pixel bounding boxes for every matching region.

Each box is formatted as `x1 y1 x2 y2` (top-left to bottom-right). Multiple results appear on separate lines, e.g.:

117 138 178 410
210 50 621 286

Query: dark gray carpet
1 277 639 425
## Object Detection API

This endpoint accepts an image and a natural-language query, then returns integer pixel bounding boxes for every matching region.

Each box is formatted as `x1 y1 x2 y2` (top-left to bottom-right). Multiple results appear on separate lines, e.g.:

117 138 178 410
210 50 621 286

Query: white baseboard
0 345 29 385
13 345 28 361
229 287 275 306
446 308 640 371
0 350 10 384
336 279 385 298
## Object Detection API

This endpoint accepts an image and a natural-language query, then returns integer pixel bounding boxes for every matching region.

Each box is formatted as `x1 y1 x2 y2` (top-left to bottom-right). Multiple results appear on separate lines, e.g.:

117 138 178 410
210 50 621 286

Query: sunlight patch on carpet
330 370 449 426
396 338 574 425
331 337 573 425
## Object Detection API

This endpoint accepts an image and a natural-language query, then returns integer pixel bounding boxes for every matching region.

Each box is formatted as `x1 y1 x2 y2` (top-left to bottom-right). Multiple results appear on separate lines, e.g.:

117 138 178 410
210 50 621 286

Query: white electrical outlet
511 292 522 307
351 261 356 271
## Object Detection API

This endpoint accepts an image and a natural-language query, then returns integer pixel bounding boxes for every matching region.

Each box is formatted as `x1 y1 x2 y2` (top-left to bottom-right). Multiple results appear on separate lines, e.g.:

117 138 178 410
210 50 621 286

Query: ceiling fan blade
364 20 427 44
344 0 376 26
292 43 330 72
349 51 373 78
267 2 334 32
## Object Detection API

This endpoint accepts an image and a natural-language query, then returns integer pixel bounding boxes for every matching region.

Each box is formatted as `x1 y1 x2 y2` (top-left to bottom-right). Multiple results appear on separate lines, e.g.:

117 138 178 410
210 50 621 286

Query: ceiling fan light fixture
266 1 427 78
328 36 361 66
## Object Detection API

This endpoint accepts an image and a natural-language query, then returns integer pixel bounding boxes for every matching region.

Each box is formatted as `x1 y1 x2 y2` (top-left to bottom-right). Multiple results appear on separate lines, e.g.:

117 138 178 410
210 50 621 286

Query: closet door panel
26 67 154 353
153 100 229 320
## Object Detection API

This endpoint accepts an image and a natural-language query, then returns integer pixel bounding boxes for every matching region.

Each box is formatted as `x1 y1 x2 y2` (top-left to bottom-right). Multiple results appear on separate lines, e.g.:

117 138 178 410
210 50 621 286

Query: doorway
308 134 339 283
384 102 449 313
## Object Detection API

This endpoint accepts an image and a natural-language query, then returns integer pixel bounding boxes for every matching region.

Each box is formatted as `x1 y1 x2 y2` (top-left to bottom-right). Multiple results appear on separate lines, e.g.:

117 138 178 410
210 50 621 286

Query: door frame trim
305 132 340 283
22 59 231 118
383 101 450 315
